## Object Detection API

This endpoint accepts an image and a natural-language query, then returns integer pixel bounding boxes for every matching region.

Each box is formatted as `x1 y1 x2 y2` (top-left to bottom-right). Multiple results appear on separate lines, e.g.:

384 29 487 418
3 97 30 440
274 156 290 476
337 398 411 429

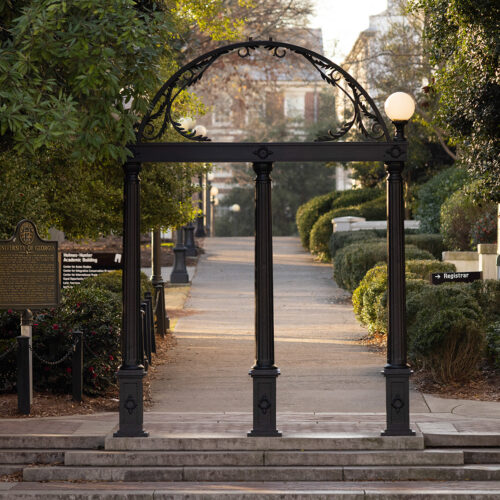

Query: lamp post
183 222 197 257
382 91 416 436
229 203 241 236
210 186 219 237
170 228 189 284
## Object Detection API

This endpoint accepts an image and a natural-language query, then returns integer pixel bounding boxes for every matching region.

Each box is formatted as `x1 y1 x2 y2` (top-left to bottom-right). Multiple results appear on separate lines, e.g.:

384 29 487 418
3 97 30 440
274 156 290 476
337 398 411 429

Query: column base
248 368 281 437
114 368 149 438
381 366 415 437
170 248 189 283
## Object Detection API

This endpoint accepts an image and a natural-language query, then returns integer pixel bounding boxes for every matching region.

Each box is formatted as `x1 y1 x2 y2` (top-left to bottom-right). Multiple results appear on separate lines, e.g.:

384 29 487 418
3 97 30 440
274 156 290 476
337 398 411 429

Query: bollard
17 309 33 415
142 299 152 365
144 292 156 355
72 330 83 402
140 305 148 371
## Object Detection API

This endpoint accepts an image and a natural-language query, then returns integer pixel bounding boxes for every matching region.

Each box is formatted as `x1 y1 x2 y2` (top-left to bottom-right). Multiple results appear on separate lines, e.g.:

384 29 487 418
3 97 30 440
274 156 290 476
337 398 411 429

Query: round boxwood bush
330 230 385 260
333 242 434 292
310 206 364 261
404 234 445 260
406 283 485 383
330 187 383 210
296 192 336 249
358 195 386 220
405 259 456 281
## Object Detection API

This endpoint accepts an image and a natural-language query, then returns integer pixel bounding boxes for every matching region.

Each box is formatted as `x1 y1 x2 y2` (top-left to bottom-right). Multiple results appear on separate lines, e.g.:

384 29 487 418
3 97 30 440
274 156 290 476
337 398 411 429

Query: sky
309 0 388 60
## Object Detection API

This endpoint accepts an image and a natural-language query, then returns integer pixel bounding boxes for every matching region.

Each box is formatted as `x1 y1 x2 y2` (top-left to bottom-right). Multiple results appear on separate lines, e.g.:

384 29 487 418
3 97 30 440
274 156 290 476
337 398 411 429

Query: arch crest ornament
136 40 391 144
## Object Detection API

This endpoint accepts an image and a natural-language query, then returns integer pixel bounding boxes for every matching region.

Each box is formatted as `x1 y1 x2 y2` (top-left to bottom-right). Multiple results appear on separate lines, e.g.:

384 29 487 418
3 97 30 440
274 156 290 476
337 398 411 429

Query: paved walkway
1 236 500 438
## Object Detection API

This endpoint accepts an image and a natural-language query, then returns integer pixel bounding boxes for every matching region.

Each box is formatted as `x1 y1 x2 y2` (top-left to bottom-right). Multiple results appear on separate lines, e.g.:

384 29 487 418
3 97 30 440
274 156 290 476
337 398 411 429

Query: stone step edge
0 435 104 450
425 434 500 448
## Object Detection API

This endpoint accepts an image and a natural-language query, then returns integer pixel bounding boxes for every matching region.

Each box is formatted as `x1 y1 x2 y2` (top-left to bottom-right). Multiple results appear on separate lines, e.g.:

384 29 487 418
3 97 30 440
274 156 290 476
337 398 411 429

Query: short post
17 309 33 415
151 229 169 335
382 120 414 436
248 161 281 437
72 330 83 402
144 292 156 354
170 229 189 283
183 222 197 256
140 304 148 371
205 180 212 236
195 174 207 237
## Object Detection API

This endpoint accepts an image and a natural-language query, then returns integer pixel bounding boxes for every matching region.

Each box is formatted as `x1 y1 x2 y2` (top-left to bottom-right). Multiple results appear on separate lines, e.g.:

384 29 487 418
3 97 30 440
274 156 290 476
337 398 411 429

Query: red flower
52 324 59 330
92 372 97 378
91 331 96 336
7 309 12 314
89 366 94 372
66 367 72 374
108 355 114 361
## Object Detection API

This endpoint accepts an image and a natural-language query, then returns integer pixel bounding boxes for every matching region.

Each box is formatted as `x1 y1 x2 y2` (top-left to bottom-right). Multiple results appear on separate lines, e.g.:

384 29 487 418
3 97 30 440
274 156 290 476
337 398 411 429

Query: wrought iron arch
136 39 391 144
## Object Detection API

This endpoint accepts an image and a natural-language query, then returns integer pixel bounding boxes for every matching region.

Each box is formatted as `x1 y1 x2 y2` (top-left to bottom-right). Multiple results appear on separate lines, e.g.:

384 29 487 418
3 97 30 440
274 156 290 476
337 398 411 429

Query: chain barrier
0 341 17 360
29 334 78 366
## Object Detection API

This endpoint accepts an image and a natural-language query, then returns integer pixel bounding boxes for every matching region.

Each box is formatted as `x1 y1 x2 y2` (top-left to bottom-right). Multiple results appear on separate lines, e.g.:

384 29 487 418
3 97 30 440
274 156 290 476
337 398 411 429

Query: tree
0 1 240 238
408 0 500 202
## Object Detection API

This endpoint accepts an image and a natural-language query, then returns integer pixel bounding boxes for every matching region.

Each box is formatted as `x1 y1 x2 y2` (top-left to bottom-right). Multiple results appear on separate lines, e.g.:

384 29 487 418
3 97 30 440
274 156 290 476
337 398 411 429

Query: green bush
486 321 500 369
330 230 385 259
404 234 445 260
333 241 434 292
330 187 383 210
358 195 386 220
440 187 497 250
352 260 455 335
414 167 468 234
405 259 456 281
467 280 500 326
406 283 485 383
296 192 336 249
309 207 364 261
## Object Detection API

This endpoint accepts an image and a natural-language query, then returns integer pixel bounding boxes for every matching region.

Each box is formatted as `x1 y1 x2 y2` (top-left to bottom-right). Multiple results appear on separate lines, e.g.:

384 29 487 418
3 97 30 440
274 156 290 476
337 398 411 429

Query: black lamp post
205 173 214 236
382 91 416 437
209 186 219 237
151 229 169 335
183 222 197 256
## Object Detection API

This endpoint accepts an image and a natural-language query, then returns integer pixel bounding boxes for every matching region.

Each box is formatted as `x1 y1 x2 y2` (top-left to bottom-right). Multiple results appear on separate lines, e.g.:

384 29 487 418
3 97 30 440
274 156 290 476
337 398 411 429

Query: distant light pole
210 185 219 237
229 203 241 236
382 91 416 437
206 172 215 236
195 173 207 237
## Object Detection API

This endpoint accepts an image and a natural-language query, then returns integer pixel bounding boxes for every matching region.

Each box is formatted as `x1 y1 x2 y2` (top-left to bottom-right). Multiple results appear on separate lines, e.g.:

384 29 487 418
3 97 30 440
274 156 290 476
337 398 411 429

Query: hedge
330 230 385 260
296 192 336 249
333 241 434 292
358 195 386 220
404 234 444 260
486 321 500 369
406 283 485 383
330 187 383 210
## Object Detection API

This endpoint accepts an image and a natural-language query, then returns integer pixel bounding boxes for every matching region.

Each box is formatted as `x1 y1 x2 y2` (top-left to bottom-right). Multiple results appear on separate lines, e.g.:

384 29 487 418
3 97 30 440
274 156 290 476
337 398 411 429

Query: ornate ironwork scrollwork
136 40 390 143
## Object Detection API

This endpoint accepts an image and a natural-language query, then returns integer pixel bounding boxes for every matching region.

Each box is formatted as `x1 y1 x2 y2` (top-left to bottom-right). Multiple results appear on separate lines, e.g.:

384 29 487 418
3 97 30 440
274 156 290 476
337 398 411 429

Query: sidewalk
1 236 500 438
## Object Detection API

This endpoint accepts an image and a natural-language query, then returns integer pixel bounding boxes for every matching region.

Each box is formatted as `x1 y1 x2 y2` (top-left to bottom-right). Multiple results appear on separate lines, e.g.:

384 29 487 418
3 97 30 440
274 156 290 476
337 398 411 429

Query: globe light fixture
229 203 241 213
384 92 415 122
210 186 219 197
179 117 195 131
207 172 215 181
193 125 207 137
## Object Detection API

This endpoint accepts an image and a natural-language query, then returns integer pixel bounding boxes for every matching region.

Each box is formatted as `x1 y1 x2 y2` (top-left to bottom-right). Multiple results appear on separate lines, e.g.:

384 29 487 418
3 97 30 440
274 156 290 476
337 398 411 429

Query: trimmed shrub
358 195 386 220
330 187 383 210
405 259 456 281
296 192 336 249
333 241 434 292
486 321 500 369
310 207 364 261
404 234 445 260
353 260 455 335
414 166 468 233
467 280 500 325
406 283 485 383
470 210 498 247
330 230 385 259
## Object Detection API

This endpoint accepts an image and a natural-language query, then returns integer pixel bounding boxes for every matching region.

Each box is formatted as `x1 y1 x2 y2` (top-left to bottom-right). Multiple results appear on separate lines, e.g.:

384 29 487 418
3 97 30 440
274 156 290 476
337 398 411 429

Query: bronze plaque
0 220 59 310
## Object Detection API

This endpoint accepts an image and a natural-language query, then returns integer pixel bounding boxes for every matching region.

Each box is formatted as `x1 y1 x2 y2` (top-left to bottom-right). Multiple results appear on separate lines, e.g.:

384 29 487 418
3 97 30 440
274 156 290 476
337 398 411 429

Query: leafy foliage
296 192 337 248
404 234 444 259
333 241 434 292
409 0 500 201
440 186 497 250
413 166 468 234
486 321 500 369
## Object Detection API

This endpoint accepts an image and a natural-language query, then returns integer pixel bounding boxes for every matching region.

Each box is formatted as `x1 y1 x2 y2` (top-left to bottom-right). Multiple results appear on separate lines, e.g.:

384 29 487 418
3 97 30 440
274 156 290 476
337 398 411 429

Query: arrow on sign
435 274 441 279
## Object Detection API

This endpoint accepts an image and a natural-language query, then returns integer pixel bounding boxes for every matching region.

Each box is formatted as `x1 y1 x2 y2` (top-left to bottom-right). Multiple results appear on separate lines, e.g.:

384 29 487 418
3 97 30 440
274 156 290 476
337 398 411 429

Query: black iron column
115 161 148 438
248 161 281 437
184 222 197 256
382 121 414 436
170 229 189 283
152 229 169 334
205 180 211 236
17 309 33 415
195 175 206 237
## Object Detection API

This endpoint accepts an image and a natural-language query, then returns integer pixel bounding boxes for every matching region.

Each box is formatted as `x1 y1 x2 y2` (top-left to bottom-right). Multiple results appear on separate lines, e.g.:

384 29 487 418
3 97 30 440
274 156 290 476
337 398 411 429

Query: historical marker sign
431 271 482 285
61 252 122 288
0 220 59 309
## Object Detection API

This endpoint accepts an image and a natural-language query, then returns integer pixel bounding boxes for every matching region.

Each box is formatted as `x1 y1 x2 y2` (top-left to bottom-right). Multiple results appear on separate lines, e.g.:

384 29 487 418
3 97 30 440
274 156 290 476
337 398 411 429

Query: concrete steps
2 434 500 498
